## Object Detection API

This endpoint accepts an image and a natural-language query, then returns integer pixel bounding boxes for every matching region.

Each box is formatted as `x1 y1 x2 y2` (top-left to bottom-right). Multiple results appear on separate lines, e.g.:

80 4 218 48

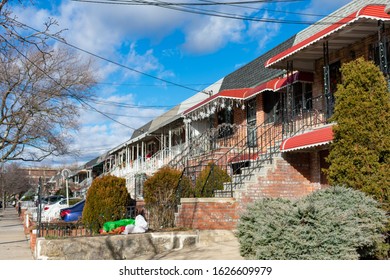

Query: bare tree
0 1 97 162
0 47 97 161
1 0 63 54
0 162 31 209
1 162 30 193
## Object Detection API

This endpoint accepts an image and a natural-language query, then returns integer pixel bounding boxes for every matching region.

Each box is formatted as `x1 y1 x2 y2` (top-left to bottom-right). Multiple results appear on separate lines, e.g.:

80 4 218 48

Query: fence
36 205 151 238
35 201 185 239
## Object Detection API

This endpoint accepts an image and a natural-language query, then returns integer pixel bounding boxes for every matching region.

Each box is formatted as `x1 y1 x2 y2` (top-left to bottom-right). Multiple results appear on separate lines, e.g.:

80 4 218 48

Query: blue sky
11 0 351 167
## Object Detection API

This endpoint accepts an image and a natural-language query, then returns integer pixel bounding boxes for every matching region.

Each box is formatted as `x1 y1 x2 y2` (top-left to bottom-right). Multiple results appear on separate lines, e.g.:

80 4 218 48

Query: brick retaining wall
175 198 238 230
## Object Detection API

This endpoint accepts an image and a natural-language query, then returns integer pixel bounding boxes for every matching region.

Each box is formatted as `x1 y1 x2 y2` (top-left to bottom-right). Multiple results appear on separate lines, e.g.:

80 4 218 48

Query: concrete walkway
153 238 244 260
0 207 34 260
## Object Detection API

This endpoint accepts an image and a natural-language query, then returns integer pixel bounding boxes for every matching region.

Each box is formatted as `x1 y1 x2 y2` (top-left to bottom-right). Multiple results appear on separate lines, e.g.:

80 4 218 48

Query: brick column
310 151 321 183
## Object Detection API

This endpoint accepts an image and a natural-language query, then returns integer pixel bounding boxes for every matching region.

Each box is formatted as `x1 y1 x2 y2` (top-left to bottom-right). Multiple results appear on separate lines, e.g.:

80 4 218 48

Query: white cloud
247 11 282 51
181 14 245 54
63 92 166 164
121 42 162 80
55 2 191 55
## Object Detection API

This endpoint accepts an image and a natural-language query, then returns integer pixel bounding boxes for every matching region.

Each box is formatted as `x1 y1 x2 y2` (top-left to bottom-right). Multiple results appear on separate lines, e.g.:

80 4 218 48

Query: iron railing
176 96 328 198
168 122 245 170
223 107 326 196
37 205 147 238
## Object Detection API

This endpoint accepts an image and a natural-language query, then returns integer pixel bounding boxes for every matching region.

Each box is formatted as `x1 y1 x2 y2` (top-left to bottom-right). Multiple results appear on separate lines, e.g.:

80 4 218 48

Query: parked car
41 195 65 205
36 195 64 208
42 198 83 222
60 199 86 222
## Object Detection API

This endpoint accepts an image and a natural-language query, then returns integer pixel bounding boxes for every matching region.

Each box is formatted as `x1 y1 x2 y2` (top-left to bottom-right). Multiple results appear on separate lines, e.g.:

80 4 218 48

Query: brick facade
175 198 239 230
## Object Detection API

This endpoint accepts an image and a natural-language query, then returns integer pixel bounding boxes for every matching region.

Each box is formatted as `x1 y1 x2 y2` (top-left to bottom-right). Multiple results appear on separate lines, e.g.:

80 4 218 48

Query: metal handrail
177 95 328 198
168 122 244 170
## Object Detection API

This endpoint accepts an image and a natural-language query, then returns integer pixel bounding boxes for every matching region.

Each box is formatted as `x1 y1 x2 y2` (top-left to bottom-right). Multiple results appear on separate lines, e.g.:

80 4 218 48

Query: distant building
20 167 60 195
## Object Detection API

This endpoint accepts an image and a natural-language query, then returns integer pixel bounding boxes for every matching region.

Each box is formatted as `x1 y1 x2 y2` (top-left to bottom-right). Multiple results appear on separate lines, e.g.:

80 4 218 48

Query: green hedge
237 186 388 260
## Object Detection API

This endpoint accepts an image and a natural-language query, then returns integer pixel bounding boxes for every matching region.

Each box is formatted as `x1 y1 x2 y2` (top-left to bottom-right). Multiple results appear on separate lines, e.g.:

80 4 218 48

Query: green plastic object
103 219 135 232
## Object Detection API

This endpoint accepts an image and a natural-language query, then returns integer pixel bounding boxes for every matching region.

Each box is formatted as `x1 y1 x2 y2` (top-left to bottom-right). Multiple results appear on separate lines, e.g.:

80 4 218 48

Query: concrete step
214 189 235 198
231 172 257 184
222 181 245 191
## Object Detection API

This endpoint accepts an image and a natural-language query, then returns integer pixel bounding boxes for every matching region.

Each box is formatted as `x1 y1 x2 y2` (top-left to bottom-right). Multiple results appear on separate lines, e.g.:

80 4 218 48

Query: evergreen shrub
326 58 390 211
237 186 387 260
194 162 231 197
82 175 131 232
143 166 192 229
325 58 390 257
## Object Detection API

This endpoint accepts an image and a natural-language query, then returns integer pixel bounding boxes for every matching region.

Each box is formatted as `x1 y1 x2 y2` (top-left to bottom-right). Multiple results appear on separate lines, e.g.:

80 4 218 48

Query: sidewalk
0 206 34 260
153 238 244 260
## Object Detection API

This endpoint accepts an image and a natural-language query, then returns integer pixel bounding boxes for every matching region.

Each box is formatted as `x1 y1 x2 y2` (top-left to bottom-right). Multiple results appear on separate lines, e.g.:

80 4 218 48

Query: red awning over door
280 126 334 152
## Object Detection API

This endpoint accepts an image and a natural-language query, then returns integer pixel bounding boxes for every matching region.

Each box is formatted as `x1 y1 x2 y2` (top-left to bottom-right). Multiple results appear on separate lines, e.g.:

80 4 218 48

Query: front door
247 98 257 147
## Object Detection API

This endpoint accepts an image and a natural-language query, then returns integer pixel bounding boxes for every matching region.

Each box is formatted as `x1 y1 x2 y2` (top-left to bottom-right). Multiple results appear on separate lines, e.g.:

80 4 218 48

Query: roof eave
265 5 390 70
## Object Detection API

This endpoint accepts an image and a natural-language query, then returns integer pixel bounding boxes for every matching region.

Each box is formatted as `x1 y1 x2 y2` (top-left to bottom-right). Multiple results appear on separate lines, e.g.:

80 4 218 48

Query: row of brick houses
68 0 390 228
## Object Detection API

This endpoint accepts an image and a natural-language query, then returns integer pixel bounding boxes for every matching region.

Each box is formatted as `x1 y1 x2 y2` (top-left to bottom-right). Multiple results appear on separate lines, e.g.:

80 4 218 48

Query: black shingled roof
220 35 296 90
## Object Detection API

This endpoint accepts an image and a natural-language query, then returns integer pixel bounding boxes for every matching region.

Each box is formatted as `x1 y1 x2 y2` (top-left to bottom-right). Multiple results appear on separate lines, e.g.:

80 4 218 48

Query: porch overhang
272 71 314 92
280 125 334 152
183 72 313 121
183 88 252 116
265 5 390 71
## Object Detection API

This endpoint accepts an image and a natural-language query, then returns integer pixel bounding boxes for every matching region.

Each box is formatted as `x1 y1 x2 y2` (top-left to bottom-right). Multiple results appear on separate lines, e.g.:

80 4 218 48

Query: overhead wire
4 0 360 127
196 0 349 19
0 34 140 131
8 18 211 96
72 0 355 25
8 1 356 103
72 0 305 6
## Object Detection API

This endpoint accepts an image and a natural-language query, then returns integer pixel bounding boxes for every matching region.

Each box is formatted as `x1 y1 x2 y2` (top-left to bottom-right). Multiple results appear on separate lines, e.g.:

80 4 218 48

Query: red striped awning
265 5 390 69
183 72 313 116
273 72 314 91
248 71 314 97
183 88 252 115
280 126 334 152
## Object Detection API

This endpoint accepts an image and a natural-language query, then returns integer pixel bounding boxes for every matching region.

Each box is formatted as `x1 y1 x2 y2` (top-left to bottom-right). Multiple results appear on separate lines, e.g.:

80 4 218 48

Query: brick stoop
234 153 322 213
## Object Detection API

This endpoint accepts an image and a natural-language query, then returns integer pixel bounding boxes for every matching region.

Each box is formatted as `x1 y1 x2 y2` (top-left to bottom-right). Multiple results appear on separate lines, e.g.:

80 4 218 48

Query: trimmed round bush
82 175 131 232
237 186 387 260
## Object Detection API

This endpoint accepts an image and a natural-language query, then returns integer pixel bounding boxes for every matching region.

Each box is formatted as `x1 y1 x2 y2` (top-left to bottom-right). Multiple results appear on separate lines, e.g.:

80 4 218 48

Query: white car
42 198 82 222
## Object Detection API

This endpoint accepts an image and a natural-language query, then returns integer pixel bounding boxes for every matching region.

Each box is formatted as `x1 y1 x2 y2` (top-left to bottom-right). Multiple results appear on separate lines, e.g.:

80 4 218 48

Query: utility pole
61 169 70 206
37 177 42 237
0 162 4 210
